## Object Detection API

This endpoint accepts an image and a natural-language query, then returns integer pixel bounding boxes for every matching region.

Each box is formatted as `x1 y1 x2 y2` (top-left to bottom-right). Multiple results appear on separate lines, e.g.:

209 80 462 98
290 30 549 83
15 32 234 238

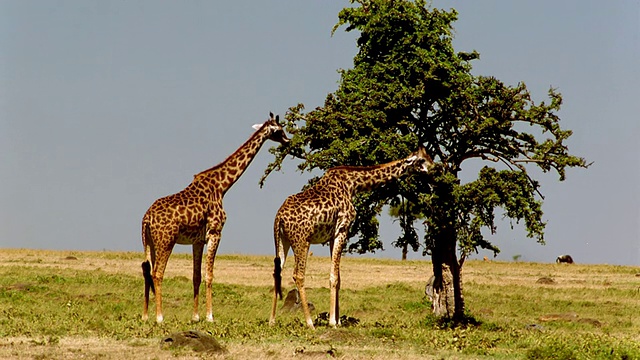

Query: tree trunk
431 256 464 320
429 179 465 321
401 243 408 261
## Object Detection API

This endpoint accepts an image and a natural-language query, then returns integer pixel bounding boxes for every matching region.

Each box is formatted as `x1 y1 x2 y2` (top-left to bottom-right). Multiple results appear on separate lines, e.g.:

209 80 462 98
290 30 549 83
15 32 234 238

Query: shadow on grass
423 311 482 330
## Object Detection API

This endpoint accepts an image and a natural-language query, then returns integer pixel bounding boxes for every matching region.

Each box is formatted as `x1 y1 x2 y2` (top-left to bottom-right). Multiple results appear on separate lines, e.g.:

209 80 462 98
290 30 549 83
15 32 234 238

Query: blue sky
1 1 638 265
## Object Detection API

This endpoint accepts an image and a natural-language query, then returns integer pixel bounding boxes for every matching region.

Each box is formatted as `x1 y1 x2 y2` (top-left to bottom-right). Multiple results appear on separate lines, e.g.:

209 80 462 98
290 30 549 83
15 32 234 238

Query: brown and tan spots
142 113 288 323
269 147 433 329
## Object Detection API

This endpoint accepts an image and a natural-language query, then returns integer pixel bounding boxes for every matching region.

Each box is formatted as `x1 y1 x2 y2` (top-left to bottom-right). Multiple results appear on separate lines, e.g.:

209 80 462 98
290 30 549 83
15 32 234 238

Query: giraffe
269 147 433 329
141 113 289 323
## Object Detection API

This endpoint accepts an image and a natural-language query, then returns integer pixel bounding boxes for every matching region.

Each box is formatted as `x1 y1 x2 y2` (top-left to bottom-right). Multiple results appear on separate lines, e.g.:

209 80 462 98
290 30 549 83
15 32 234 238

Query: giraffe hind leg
293 242 314 329
296 272 314 329
151 242 174 324
191 242 205 322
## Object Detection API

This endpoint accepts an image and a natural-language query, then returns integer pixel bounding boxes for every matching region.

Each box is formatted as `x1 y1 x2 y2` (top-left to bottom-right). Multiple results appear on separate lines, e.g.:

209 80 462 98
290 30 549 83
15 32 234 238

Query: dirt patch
536 276 556 284
2 283 34 291
539 312 579 322
0 336 188 360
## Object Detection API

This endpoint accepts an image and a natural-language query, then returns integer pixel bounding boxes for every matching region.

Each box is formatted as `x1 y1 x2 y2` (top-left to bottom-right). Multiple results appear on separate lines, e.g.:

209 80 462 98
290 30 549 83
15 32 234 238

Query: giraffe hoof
192 314 200 323
306 320 316 330
206 314 214 322
156 315 164 323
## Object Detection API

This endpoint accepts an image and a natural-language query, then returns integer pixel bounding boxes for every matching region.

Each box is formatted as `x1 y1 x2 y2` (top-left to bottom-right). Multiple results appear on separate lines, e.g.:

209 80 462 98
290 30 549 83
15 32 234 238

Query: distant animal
556 255 574 264
270 147 433 329
141 113 289 323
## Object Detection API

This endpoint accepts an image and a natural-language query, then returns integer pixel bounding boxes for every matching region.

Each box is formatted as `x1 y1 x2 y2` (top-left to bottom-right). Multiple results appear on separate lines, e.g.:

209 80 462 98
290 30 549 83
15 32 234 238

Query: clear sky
1 1 638 265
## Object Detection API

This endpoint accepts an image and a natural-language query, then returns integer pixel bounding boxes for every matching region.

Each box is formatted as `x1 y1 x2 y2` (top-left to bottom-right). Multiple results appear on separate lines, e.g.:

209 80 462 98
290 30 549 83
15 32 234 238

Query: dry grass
0 248 433 290
1 248 639 359
1 248 634 291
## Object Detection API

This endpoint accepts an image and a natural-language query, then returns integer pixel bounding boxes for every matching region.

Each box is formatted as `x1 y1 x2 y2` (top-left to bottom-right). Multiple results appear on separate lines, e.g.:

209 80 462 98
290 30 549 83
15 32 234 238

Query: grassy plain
0 248 639 359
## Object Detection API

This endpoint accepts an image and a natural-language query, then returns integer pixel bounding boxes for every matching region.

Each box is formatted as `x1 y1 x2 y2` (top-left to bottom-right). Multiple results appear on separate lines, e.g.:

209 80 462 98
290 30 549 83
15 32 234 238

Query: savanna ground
1 249 639 359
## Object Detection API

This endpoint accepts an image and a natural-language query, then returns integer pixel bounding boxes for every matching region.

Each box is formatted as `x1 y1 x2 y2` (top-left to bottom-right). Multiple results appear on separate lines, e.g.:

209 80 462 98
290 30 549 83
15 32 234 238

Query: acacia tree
262 0 588 321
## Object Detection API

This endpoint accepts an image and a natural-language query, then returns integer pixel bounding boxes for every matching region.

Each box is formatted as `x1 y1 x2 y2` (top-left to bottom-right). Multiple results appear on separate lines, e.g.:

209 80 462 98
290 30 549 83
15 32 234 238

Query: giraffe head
252 112 289 145
404 146 433 173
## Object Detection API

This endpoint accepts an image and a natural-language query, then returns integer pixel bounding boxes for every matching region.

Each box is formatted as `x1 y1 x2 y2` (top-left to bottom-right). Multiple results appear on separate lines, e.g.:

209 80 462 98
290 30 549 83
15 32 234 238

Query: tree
261 0 589 322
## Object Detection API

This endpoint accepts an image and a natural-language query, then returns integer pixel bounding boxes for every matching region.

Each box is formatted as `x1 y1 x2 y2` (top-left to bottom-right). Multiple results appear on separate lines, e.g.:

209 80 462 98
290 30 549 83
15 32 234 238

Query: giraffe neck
194 127 270 194
339 158 412 193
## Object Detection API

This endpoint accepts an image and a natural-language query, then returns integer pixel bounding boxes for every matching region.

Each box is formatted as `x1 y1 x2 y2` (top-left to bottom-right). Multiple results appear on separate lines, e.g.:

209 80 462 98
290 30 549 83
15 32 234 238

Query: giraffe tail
142 260 155 294
141 218 155 294
273 257 282 300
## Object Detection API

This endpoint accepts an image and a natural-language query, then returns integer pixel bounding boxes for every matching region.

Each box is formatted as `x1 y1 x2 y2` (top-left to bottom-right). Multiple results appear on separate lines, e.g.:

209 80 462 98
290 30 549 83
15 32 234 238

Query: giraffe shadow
313 312 360 328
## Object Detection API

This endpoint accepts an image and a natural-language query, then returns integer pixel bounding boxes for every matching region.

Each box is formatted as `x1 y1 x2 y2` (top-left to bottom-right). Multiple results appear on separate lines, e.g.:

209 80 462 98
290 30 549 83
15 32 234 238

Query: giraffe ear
252 123 263 130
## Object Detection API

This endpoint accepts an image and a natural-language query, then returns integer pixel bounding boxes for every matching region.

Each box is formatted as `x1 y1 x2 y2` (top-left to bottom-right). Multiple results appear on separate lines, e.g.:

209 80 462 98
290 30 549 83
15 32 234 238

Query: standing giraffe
142 113 289 323
269 147 433 329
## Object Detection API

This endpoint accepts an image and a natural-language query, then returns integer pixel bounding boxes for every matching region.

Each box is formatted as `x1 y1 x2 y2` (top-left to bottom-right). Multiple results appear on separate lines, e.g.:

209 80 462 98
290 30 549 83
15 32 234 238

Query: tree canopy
261 0 589 319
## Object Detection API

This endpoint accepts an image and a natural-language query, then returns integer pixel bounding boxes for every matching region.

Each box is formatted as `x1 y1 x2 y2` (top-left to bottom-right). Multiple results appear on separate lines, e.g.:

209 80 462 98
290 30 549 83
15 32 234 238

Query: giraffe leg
191 242 205 322
204 227 222 322
329 214 352 327
152 244 173 323
293 242 314 329
329 238 345 327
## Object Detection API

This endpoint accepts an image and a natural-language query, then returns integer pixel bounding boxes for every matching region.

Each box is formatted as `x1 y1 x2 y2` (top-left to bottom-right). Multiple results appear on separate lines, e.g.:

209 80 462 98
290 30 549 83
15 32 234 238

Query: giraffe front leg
329 238 345 328
329 214 351 327
204 225 223 322
192 242 205 322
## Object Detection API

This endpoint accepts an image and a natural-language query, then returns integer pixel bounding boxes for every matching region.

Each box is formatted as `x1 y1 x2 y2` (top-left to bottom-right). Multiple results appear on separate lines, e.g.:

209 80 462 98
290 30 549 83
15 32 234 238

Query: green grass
1 252 639 359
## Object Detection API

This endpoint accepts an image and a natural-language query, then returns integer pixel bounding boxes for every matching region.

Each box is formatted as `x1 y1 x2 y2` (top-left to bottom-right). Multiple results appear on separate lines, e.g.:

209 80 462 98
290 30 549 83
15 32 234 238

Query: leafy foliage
262 0 589 262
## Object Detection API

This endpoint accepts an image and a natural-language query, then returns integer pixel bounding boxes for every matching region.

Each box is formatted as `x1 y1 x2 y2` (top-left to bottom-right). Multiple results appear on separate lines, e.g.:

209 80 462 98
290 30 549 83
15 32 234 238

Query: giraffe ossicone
269 146 433 329
141 112 288 323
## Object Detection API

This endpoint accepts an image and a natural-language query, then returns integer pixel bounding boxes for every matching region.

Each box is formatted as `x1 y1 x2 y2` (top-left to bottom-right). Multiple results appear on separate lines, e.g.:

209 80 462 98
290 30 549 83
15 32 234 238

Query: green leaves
262 0 588 258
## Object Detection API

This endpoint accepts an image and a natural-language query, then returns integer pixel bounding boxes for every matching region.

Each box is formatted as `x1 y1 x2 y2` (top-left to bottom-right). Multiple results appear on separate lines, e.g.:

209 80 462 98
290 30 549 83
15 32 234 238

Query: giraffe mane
193 122 270 179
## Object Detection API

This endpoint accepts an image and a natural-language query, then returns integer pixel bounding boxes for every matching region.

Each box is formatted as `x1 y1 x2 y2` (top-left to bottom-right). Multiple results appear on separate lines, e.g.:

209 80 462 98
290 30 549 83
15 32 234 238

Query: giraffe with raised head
269 147 433 329
141 113 289 323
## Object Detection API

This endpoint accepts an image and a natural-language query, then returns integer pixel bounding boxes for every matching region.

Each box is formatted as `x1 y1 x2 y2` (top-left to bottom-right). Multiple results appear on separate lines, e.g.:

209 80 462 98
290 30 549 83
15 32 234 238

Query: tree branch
459 149 545 199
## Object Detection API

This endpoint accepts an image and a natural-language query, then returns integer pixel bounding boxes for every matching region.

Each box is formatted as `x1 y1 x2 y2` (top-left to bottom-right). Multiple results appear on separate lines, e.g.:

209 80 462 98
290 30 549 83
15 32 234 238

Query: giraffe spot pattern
142 115 289 323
